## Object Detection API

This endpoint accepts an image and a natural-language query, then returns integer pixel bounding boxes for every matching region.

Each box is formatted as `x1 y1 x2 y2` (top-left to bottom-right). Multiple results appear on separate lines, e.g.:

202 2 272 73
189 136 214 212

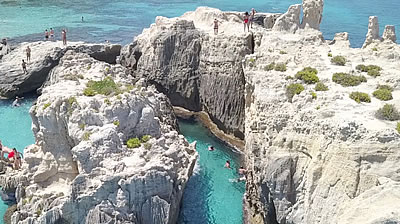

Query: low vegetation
356 64 382 77
264 62 275 71
315 82 329 91
373 85 393 101
82 131 92 141
127 135 152 149
331 56 346 66
332 73 367 87
397 122 400 134
83 77 120 96
79 123 85 130
274 63 287 72
43 103 51 110
279 50 287 54
113 120 120 126
376 104 400 121
295 67 319 84
328 53 332 57
286 83 304 102
311 92 317 100
349 92 371 103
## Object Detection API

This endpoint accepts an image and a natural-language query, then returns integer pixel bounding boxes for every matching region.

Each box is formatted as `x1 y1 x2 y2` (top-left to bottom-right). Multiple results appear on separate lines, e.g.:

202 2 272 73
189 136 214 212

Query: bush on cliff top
84 77 120 96
315 82 329 91
286 83 304 102
295 67 319 84
331 56 346 66
127 138 141 148
349 92 371 103
356 64 382 77
376 104 400 121
332 73 367 87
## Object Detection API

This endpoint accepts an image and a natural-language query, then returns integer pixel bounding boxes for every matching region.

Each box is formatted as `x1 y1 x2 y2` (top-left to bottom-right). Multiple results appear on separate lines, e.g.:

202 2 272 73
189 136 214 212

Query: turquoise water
0 96 35 222
1 0 400 47
178 119 245 224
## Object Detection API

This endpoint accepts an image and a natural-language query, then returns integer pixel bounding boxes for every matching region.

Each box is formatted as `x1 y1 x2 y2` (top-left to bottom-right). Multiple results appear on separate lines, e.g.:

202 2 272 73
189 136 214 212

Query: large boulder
272 4 301 33
301 0 324 30
382 25 397 43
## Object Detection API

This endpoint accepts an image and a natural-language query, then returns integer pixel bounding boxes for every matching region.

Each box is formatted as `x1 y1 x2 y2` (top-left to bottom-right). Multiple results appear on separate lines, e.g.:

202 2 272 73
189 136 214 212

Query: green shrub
87 65 91 70
68 97 77 106
295 67 319 84
84 77 120 96
311 92 317 99
113 120 120 126
127 138 141 148
367 69 380 77
43 103 51 110
36 208 42 216
286 83 304 102
331 56 346 66
397 122 400 134
316 105 321 110
372 47 378 51
376 104 400 121
332 73 367 87
82 132 92 141
264 62 275 71
328 53 332 57
79 123 85 130
274 63 287 72
356 64 382 77
315 82 329 91
285 76 294 80
104 98 111 105
377 84 393 92
349 92 371 103
279 50 287 54
356 64 368 72
373 88 393 101
141 135 151 143
143 143 152 150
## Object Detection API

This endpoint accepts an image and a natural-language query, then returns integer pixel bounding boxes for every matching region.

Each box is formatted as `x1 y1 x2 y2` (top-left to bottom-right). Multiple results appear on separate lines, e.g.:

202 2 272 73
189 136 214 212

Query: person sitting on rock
22 59 27 73
0 141 13 161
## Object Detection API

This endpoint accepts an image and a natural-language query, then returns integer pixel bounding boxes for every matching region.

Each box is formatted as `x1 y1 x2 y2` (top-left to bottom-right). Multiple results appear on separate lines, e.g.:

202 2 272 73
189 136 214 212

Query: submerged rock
2 51 197 224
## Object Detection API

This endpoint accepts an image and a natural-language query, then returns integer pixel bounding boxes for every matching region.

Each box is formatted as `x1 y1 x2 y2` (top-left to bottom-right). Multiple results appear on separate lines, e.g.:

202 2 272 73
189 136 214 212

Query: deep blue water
1 0 399 47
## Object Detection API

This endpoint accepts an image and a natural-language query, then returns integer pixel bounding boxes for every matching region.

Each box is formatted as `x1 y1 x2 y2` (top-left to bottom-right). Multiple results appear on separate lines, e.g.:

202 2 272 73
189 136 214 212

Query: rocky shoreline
1 0 400 223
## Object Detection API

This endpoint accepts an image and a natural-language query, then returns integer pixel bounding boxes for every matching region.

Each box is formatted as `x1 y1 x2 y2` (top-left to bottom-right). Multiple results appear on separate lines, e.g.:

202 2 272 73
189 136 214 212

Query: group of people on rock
44 28 68 45
213 8 257 35
0 140 22 170
208 145 248 182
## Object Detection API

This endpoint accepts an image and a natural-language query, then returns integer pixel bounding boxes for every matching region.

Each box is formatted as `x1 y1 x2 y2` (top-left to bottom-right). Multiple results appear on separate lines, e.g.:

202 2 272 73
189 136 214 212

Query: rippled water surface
1 0 400 47
177 119 245 224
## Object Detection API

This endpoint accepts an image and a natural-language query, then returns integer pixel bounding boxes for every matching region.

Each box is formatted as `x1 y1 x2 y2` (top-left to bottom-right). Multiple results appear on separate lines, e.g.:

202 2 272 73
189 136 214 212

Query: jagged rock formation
272 4 301 33
1 50 197 224
0 40 10 59
243 18 400 224
120 7 255 140
0 42 121 98
301 0 324 30
382 25 397 43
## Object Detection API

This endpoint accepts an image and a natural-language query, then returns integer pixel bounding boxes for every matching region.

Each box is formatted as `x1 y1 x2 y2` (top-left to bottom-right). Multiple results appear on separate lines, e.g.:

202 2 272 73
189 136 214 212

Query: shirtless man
250 8 257 28
26 46 31 62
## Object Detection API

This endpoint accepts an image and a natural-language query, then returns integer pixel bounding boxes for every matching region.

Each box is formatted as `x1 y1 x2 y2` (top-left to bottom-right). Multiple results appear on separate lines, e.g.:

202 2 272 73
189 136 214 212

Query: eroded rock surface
4 51 197 224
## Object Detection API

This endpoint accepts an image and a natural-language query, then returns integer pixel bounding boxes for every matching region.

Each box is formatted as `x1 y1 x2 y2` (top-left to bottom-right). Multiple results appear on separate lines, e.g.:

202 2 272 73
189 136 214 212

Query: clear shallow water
178 119 245 224
0 96 35 222
1 0 400 47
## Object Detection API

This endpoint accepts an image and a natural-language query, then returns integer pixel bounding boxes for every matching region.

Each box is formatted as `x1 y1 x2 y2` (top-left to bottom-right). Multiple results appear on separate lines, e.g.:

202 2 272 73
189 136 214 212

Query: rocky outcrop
0 40 10 59
243 20 400 223
120 7 253 140
382 25 396 43
2 51 197 224
272 4 301 33
0 42 121 98
363 16 380 48
301 0 324 30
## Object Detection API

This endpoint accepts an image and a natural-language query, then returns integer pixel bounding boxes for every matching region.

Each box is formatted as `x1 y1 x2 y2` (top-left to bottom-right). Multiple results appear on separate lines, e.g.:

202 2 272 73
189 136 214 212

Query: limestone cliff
243 19 400 224
3 50 197 224
0 41 121 99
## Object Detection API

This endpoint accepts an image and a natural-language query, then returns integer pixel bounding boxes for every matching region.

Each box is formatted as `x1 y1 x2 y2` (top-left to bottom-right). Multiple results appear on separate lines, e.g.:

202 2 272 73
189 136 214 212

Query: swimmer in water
12 96 23 107
208 146 215 151
225 160 231 169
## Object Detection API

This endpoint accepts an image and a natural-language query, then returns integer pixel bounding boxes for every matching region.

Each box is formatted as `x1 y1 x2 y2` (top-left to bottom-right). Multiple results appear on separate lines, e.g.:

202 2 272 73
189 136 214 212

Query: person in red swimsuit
243 12 250 32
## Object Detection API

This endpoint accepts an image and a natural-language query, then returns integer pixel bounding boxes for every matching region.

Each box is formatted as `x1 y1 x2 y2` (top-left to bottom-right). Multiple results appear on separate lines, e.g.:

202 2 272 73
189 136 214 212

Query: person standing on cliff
26 46 31 63
62 29 67 46
44 29 49 40
50 28 55 40
214 18 219 35
21 59 27 73
243 12 250 32
250 8 257 28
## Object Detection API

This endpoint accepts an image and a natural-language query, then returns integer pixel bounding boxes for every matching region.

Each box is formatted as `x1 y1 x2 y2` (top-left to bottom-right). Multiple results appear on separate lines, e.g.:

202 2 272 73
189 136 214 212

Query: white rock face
272 4 301 33
382 25 397 43
10 51 197 224
301 0 324 30
243 23 400 224
363 16 381 48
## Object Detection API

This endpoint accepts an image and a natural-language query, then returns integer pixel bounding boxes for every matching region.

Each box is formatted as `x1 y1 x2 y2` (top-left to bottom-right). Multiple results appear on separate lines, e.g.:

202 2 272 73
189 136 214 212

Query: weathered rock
0 42 122 99
301 0 324 30
5 51 197 224
363 16 380 48
0 39 10 59
382 25 397 43
120 7 250 139
264 14 282 29
332 32 350 48
272 4 301 33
